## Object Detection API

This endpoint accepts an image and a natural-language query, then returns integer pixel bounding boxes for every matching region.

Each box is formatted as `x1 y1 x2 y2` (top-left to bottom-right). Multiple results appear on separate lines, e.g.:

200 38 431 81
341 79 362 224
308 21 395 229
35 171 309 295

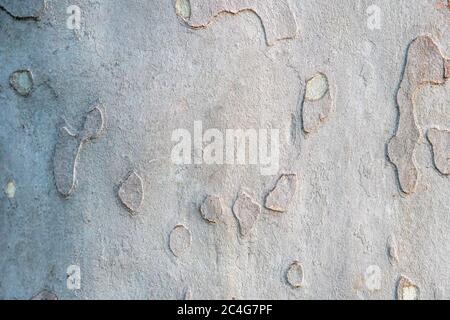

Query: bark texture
1 0 450 299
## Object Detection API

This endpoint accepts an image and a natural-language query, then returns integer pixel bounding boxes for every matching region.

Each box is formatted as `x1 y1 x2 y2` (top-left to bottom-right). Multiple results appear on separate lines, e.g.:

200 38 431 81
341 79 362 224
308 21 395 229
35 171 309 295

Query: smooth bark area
1 1 450 299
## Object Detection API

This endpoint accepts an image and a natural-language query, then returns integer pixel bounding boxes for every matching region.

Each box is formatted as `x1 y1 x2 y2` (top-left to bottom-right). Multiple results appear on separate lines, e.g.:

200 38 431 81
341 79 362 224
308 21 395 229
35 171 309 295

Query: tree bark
1 0 450 300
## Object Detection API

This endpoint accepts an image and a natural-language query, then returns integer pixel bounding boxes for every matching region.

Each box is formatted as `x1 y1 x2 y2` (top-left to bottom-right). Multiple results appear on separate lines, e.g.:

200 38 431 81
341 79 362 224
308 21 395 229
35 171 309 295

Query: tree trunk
1 0 450 300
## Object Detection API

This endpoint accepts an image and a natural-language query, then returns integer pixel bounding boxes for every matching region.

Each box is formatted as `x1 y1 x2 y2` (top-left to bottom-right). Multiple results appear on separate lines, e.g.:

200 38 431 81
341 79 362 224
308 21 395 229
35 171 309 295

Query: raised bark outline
301 72 333 134
286 261 304 288
387 235 399 266
387 36 449 194
9 70 34 96
30 289 58 300
169 224 192 257
427 128 450 175
118 171 144 213
177 0 298 46
0 0 46 20
53 106 105 197
265 173 297 212
396 275 420 300
232 191 261 237
200 194 223 224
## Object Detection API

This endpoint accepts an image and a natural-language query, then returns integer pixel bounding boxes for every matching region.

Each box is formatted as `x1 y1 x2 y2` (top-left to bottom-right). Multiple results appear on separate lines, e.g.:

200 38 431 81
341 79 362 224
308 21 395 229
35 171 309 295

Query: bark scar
53 106 105 198
176 0 298 46
387 35 449 194
0 0 46 21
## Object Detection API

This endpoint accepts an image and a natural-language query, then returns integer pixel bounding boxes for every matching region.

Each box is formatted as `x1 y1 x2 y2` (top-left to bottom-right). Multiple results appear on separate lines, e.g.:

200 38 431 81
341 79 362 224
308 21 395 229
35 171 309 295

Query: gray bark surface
1 0 450 300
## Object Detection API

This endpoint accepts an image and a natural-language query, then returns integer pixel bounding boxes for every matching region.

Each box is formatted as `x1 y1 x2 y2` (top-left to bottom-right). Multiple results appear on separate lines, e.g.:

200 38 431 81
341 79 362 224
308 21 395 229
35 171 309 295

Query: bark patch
301 72 333 134
178 0 298 46
233 191 260 237
387 36 448 194
286 261 304 288
53 106 105 197
427 128 450 175
397 275 420 300
200 195 223 224
118 171 144 213
10 70 33 96
265 173 297 212
169 225 192 257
